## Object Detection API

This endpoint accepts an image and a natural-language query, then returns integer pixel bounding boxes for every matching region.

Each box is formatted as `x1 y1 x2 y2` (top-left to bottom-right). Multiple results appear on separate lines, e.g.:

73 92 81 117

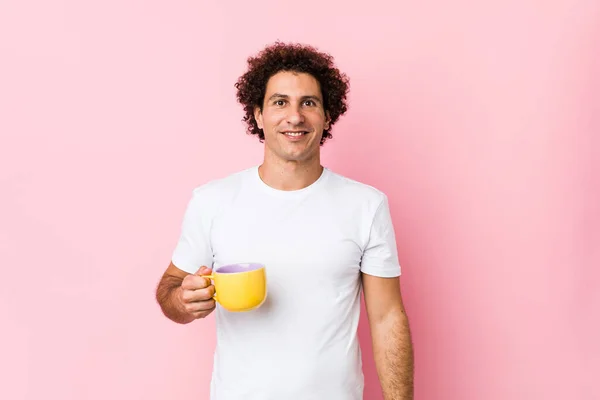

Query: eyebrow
267 93 323 104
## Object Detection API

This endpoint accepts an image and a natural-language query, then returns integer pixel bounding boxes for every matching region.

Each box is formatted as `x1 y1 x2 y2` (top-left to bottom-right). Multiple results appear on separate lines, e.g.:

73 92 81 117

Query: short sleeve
360 195 401 278
170 191 214 274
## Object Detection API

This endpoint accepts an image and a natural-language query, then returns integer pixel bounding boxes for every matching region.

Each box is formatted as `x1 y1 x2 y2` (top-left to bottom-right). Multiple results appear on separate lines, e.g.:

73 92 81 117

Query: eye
303 100 316 106
274 100 286 106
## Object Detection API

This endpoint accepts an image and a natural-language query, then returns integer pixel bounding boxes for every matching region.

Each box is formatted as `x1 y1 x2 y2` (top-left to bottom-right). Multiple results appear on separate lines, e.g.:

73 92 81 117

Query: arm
158 187 217 324
155 262 215 324
362 273 414 400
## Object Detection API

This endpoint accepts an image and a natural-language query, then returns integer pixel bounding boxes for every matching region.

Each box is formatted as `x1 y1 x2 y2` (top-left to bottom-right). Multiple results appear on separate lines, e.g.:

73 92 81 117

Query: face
254 71 330 164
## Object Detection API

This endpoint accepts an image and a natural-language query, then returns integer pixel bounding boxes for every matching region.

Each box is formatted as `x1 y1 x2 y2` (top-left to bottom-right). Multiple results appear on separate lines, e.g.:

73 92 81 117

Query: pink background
1 1 598 399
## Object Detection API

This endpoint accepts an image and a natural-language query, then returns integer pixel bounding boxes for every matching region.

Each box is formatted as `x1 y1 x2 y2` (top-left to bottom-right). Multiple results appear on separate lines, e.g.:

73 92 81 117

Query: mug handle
201 274 217 301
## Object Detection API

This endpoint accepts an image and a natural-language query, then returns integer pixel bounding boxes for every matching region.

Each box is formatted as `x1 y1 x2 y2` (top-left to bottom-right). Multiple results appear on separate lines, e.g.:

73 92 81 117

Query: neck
258 154 323 191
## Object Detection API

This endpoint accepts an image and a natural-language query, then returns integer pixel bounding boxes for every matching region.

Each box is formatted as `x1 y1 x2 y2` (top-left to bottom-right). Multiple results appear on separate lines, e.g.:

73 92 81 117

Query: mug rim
214 262 265 274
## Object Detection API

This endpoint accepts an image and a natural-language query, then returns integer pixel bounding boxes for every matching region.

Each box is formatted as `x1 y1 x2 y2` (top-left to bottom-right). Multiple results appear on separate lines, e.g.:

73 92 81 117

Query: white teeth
284 132 304 136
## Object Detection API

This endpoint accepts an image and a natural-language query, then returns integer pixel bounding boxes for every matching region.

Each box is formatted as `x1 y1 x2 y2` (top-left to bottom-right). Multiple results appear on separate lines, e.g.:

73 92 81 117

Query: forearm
155 275 194 324
372 310 414 400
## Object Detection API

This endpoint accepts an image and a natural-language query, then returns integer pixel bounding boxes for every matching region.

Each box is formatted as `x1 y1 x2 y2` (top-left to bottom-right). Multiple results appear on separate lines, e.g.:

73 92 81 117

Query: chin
285 151 317 162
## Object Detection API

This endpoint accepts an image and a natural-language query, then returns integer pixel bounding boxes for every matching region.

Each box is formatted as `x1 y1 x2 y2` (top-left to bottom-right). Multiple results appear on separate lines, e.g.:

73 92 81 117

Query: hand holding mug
179 266 216 319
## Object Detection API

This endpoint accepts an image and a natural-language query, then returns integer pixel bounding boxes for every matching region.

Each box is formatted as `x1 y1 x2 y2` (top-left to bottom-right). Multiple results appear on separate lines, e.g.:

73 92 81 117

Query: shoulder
192 167 252 195
186 166 256 211
324 168 389 208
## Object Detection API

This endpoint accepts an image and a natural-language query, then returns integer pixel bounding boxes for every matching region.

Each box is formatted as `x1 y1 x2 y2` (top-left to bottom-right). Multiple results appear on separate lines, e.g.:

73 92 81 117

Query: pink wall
1 1 598 399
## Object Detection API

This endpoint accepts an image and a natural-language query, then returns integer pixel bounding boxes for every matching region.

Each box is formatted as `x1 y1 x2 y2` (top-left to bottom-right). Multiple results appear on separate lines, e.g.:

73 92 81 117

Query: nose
286 105 305 125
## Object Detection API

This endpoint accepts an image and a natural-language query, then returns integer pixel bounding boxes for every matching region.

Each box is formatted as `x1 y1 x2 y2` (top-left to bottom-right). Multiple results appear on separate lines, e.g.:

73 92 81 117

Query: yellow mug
204 263 267 312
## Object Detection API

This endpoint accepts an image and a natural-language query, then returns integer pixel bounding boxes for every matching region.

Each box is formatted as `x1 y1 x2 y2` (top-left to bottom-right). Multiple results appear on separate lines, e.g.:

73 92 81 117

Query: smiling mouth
281 131 309 137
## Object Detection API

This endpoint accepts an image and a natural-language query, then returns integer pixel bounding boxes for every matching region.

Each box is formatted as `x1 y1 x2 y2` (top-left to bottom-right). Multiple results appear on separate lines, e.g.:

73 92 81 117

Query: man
156 42 414 400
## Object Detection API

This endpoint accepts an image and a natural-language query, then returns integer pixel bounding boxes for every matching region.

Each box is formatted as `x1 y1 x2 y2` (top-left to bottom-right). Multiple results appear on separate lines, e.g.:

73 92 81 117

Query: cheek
262 112 282 128
309 111 326 125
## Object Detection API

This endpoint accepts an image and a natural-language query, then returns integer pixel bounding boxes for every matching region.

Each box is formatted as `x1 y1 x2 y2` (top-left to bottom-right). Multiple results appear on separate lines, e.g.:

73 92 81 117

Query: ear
254 106 263 130
324 111 331 130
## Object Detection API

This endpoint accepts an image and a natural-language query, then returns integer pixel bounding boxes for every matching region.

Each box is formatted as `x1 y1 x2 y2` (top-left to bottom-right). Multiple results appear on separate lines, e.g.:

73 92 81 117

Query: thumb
194 265 212 276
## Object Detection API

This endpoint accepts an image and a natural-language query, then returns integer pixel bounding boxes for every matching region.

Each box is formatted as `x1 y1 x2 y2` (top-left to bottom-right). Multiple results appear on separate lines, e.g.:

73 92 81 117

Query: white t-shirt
171 166 401 400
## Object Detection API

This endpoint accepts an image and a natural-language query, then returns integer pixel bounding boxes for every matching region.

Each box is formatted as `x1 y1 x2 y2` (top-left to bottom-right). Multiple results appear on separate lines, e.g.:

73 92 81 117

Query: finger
182 285 215 302
184 299 216 313
181 275 210 290
194 266 213 276
192 308 215 319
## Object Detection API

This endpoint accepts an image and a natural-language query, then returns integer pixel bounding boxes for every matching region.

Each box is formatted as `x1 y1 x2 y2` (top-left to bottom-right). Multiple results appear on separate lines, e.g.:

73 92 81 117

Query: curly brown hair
234 42 350 145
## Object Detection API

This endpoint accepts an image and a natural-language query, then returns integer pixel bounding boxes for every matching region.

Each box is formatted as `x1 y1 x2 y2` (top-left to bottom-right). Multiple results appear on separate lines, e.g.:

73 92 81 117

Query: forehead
265 71 322 98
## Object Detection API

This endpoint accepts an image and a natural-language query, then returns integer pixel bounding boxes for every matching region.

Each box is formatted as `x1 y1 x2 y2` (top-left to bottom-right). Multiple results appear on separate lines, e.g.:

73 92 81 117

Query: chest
209 197 365 288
